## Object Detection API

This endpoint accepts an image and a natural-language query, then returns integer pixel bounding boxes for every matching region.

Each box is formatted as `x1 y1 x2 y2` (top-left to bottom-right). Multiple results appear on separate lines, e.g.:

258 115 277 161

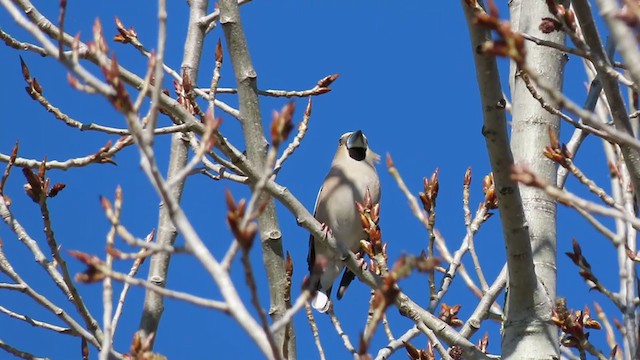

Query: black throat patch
348 148 366 161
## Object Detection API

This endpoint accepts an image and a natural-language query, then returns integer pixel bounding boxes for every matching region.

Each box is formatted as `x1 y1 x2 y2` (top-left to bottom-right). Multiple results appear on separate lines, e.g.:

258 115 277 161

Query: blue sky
0 1 622 359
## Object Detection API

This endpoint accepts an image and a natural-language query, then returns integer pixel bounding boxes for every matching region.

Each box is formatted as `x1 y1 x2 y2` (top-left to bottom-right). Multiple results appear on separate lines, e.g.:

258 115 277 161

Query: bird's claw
355 251 368 271
320 223 333 239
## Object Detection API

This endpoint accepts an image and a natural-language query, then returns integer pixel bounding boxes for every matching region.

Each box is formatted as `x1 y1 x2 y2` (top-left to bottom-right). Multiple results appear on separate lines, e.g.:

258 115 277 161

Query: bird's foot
355 251 368 271
320 223 333 239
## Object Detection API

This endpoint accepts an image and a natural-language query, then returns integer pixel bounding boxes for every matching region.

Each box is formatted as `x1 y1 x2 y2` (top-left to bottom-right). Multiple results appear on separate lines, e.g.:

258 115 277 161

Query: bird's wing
336 268 356 300
307 183 324 272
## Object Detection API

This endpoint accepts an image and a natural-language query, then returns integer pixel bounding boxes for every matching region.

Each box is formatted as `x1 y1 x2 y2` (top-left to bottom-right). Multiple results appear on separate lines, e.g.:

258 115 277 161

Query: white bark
505 0 565 358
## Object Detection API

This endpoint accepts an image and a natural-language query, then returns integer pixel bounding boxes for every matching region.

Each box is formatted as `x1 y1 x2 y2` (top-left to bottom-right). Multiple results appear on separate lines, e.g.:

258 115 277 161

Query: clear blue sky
0 1 619 359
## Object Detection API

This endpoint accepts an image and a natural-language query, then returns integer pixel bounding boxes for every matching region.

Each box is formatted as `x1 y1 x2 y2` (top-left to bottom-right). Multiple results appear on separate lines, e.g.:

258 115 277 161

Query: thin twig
38 185 103 343
374 326 420 360
272 98 312 176
416 322 453 360
240 247 281 360
0 27 47 55
593 302 622 360
0 305 72 334
101 267 229 312
431 204 490 311
269 291 311 333
144 0 167 142
382 314 395 342
0 339 50 360
111 232 154 333
513 165 640 232
221 241 239 271
327 305 356 354
0 137 132 170
0 248 100 348
435 232 502 316
460 265 507 338
305 302 326 360
99 187 122 360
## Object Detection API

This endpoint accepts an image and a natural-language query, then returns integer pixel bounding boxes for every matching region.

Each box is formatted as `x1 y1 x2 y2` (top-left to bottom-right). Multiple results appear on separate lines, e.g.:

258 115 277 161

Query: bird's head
337 130 379 164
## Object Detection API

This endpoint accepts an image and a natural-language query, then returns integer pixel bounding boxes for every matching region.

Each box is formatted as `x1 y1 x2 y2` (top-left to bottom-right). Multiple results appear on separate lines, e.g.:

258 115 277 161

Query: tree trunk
503 0 565 358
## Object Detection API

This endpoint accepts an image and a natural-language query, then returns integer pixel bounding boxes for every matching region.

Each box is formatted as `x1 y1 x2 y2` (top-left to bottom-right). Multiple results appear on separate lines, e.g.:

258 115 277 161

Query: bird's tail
311 291 330 313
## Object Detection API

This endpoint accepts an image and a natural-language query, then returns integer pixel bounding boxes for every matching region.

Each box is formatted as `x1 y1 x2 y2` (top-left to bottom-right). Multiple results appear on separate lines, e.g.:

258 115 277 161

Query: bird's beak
346 130 366 150
346 130 367 161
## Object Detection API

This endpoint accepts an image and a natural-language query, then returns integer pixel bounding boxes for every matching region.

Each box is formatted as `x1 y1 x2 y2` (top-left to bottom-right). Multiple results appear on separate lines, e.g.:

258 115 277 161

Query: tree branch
218 0 294 357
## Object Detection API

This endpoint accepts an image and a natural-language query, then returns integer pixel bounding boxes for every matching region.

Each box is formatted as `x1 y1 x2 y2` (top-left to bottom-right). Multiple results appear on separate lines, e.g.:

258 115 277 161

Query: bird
307 130 381 312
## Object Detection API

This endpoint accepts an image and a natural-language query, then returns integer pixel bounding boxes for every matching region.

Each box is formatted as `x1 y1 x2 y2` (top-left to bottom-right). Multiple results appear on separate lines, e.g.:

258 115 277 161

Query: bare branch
0 339 50 360
0 305 72 334
304 302 326 360
0 246 101 349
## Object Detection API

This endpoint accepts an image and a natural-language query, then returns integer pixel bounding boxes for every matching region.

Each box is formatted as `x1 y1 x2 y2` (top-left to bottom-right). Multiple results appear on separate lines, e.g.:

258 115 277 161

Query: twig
114 17 240 120
99 187 122 360
463 169 489 292
269 290 311 333
0 27 47 56
111 232 154 333
144 0 167 142
221 241 239 271
0 248 100 348
1 0 113 95
522 66 640 165
573 206 620 245
38 182 103 343
512 165 640 232
460 265 507 338
106 218 179 255
305 302 326 360
198 0 253 33
431 204 490 311
522 32 590 59
375 326 420 360
382 314 394 342
0 305 72 334
240 246 281 360
593 302 622 360
100 266 228 311
519 71 615 145
209 39 223 114
272 98 312 176
0 283 27 291
435 232 501 316
0 339 49 360
327 305 356 354
560 150 618 209
0 142 18 195
165 116 218 189
416 322 452 360
186 136 248 183
0 192 100 333
386 154 428 227
0 137 132 170
197 82 336 98
132 54 156 113
594 0 640 89
557 39 614 188
33 87 190 134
